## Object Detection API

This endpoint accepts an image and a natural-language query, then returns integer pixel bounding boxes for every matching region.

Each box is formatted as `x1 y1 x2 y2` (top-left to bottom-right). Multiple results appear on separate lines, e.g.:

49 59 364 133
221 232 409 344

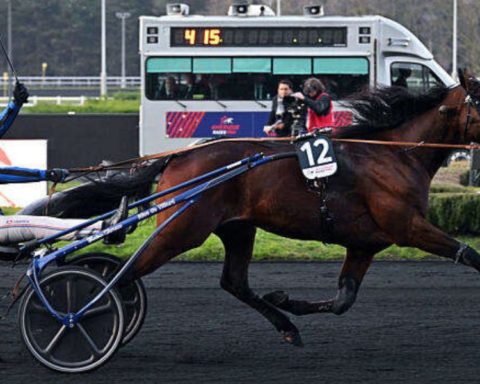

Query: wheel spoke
77 323 101 357
29 301 51 315
30 300 67 317
101 264 112 278
82 302 113 319
41 325 67 355
65 277 75 313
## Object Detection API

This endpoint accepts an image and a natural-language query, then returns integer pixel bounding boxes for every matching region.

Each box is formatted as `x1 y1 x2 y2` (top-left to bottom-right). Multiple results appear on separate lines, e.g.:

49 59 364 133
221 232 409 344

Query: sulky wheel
68 252 147 346
19 266 125 373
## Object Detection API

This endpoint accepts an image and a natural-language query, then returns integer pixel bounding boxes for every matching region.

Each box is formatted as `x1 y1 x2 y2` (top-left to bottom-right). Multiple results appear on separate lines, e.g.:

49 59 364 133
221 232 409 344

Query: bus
139 2 455 155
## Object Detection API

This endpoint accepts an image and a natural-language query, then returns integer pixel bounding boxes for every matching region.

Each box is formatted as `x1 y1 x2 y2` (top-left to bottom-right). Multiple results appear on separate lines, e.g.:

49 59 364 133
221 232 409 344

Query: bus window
273 58 312 75
391 62 442 92
313 57 369 98
146 57 193 100
145 57 370 101
233 58 271 73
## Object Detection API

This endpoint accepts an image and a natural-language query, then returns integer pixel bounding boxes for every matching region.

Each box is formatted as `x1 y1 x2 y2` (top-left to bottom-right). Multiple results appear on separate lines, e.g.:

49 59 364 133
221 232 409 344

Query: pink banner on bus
166 111 352 138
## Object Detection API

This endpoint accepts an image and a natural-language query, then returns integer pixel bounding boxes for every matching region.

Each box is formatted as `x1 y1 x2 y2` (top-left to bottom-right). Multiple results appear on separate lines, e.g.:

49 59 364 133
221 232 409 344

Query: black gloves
46 168 69 183
13 82 29 105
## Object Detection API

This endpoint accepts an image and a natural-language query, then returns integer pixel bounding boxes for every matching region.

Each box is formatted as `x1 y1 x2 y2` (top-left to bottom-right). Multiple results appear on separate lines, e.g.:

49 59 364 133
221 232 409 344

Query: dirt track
1 260 480 383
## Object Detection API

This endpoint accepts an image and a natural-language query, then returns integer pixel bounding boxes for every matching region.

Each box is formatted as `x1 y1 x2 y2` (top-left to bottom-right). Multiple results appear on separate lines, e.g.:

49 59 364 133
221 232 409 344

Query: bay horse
21 70 480 346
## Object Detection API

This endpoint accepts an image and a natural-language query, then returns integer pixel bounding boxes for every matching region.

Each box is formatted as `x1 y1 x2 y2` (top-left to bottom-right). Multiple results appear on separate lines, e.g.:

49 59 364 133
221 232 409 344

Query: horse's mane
336 85 450 138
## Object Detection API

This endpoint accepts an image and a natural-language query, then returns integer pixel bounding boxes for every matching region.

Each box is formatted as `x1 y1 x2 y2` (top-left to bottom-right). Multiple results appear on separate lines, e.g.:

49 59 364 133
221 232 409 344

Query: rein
65 137 480 178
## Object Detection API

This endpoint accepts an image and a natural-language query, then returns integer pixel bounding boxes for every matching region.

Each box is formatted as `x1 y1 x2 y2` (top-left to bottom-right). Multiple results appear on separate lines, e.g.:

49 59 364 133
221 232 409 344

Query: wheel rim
119 278 147 345
70 253 147 346
19 267 124 373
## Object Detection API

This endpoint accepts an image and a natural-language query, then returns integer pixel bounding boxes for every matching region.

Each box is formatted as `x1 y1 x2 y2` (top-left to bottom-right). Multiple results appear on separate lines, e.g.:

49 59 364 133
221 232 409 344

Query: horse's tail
18 156 173 218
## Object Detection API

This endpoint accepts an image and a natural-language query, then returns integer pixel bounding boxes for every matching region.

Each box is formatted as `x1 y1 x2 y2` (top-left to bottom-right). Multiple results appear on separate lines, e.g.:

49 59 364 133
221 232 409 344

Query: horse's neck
384 94 461 179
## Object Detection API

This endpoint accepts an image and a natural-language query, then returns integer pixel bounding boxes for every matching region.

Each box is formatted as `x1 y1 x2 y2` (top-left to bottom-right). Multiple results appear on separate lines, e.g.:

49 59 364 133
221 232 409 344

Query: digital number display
171 27 347 47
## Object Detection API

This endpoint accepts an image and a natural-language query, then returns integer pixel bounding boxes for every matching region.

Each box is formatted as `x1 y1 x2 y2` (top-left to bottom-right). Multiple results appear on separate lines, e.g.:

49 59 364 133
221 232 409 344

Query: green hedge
429 183 469 193
428 192 480 234
459 171 470 186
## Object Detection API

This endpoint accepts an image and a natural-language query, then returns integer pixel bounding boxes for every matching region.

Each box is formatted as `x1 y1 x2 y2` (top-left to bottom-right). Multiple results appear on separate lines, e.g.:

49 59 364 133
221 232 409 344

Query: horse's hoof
282 331 304 347
263 290 289 306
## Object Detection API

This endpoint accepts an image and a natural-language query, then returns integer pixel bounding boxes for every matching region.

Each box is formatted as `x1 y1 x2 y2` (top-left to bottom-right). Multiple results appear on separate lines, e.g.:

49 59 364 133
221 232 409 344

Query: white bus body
139 5 455 154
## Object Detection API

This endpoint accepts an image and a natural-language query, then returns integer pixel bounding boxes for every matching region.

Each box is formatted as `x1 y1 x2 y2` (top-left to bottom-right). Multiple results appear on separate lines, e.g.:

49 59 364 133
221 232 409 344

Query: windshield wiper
214 99 227 109
254 100 268 108
174 100 187 109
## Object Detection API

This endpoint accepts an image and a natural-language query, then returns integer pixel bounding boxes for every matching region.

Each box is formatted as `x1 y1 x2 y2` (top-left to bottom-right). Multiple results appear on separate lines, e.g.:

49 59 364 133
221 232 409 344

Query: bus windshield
145 57 369 101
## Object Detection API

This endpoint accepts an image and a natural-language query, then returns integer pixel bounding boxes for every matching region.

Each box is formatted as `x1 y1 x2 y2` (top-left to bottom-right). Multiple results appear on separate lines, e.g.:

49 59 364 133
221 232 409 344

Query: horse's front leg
217 222 304 347
401 215 480 270
263 248 376 316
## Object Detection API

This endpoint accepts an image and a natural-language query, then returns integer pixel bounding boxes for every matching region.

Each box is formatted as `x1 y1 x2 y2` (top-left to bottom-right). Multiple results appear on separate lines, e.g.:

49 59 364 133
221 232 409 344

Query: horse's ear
458 68 467 89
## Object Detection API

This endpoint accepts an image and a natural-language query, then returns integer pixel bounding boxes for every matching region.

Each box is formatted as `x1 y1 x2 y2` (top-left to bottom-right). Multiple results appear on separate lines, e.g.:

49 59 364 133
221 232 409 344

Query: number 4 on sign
185 29 196 45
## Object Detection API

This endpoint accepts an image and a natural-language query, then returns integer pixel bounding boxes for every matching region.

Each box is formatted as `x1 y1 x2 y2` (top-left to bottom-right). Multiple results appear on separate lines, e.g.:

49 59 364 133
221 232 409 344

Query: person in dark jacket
292 77 334 132
264 79 294 137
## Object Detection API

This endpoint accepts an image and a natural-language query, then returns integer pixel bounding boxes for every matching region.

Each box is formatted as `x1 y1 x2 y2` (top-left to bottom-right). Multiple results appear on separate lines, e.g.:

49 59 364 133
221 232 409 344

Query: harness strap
66 137 480 177
307 178 334 243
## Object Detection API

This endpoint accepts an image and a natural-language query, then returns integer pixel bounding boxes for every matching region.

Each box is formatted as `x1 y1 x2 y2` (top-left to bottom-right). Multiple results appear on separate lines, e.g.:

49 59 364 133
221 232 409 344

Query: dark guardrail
3 114 140 168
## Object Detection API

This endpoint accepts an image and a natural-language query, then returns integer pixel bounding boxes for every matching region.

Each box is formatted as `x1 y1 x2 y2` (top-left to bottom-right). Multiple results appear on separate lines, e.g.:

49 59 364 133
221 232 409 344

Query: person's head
399 68 412 78
165 76 177 93
277 79 293 98
303 77 326 98
184 73 195 85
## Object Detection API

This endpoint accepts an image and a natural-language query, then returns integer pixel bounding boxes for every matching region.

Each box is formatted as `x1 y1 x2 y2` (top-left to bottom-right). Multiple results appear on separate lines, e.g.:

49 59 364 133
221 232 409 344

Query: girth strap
307 178 334 243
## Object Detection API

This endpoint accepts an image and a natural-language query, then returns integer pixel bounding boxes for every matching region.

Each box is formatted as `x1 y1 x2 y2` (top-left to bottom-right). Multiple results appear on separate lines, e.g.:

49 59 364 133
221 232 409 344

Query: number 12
300 139 332 166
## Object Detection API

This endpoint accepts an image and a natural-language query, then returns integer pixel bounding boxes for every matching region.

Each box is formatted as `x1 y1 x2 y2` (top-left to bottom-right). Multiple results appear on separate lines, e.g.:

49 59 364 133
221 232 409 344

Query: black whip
0 34 19 83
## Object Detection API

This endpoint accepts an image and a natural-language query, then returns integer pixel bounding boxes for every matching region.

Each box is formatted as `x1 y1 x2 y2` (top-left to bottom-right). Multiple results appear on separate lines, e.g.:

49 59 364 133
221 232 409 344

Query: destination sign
170 27 347 47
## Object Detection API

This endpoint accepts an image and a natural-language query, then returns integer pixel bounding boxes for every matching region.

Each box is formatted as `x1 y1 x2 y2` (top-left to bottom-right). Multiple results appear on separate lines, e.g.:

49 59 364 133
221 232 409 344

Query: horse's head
455 69 480 143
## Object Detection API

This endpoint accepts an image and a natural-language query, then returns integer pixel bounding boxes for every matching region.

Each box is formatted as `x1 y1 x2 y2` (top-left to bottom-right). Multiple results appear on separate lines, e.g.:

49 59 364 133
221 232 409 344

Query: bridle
463 94 474 142
462 79 480 142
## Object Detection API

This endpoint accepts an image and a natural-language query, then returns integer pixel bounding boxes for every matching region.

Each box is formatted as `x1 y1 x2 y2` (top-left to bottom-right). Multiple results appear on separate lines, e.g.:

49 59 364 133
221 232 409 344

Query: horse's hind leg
263 248 375 316
216 222 304 347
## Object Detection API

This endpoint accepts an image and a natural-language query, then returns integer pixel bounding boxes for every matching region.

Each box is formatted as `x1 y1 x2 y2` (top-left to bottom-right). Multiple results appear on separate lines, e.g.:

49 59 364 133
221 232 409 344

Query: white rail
0 96 94 107
0 76 141 88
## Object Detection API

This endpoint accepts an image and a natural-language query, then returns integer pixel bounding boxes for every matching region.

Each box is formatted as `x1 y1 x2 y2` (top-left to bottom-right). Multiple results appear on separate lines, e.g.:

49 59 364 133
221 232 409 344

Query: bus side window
180 73 212 100
423 66 442 89
391 62 443 92
146 74 165 100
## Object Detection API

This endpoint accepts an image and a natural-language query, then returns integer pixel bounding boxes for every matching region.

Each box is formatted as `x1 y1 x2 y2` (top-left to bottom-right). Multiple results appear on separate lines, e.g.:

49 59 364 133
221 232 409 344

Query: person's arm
0 167 68 184
267 97 277 126
0 83 29 138
303 95 331 116
0 102 21 138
